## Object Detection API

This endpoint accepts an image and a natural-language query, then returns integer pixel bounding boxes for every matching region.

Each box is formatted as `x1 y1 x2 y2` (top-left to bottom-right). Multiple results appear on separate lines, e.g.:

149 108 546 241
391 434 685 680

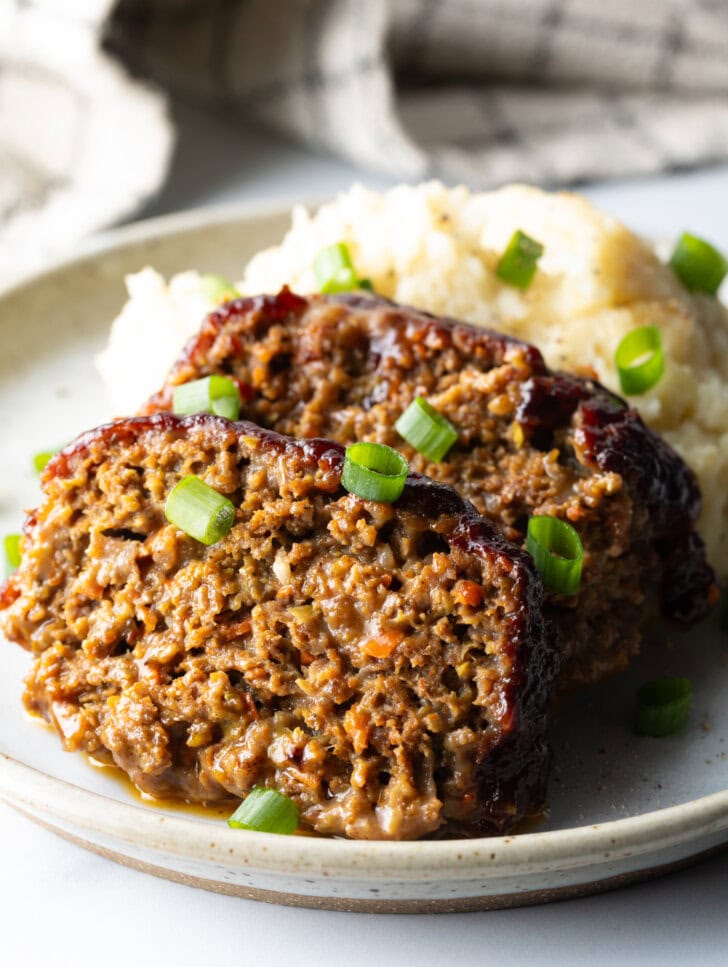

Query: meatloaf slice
0 413 554 839
144 289 717 687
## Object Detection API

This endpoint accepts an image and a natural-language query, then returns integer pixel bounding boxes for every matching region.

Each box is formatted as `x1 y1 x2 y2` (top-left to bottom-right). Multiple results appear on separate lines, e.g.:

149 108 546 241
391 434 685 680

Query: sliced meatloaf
144 289 717 687
0 413 554 839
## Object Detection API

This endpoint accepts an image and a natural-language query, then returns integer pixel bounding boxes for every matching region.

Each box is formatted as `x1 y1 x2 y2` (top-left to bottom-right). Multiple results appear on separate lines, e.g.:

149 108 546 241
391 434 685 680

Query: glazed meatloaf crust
0 413 555 839
145 289 717 687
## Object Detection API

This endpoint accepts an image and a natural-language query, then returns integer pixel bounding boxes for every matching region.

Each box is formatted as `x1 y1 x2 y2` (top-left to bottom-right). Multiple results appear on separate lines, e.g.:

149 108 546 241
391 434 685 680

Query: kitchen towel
4 0 728 283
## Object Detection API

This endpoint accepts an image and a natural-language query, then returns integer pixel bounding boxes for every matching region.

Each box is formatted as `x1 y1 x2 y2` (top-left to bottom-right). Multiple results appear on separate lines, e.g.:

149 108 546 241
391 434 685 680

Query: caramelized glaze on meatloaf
0 413 555 839
144 289 717 687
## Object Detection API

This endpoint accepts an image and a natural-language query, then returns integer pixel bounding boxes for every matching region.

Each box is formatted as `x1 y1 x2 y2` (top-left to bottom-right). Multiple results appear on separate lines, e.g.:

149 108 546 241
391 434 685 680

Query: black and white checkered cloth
4 0 728 282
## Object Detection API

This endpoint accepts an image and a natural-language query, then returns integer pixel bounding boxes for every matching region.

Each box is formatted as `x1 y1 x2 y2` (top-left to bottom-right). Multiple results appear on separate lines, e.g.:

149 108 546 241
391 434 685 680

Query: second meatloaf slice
0 413 553 839
144 289 717 687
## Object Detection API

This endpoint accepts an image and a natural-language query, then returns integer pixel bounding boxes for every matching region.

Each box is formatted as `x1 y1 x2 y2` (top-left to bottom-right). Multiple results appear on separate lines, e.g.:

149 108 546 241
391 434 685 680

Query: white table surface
2 102 728 967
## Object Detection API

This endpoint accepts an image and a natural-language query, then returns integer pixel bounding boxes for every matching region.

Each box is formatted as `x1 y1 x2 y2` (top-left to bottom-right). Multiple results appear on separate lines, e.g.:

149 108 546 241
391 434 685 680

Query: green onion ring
165 476 235 545
615 326 664 395
495 229 544 290
526 516 583 595
669 232 727 296
4 533 21 577
635 677 692 737
173 375 242 421
32 450 56 473
395 397 458 462
200 274 240 303
314 242 371 294
341 442 409 503
228 787 299 834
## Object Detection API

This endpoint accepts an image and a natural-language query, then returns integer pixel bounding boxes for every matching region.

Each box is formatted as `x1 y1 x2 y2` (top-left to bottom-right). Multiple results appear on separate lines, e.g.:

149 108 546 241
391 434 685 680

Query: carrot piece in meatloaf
143 289 717 687
0 413 555 840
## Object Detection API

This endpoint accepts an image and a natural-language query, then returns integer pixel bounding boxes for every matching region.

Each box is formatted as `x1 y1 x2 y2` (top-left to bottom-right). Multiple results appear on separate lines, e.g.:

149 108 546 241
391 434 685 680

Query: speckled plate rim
4 196 333 296
1 751 728 881
1 199 728 894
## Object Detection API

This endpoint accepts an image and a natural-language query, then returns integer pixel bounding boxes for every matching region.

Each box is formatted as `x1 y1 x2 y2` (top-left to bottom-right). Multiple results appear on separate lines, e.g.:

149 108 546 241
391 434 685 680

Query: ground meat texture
144 289 718 687
0 413 555 840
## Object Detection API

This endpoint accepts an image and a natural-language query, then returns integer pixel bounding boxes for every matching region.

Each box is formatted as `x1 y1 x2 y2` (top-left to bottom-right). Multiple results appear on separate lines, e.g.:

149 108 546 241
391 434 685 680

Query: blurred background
3 0 728 283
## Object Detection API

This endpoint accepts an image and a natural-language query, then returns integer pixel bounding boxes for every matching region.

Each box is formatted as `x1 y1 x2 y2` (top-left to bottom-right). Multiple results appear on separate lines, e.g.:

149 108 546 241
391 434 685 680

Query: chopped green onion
200 273 240 303
495 230 544 290
4 534 21 577
395 397 458 462
314 242 371 294
228 786 299 834
33 450 57 473
173 375 242 421
635 677 692 737
615 326 664 395
669 232 727 295
341 442 408 503
526 516 583 595
165 476 235 545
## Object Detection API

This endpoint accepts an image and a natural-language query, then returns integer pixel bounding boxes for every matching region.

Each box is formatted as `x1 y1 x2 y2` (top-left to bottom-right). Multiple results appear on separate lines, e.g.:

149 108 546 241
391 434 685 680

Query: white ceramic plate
1 202 727 913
